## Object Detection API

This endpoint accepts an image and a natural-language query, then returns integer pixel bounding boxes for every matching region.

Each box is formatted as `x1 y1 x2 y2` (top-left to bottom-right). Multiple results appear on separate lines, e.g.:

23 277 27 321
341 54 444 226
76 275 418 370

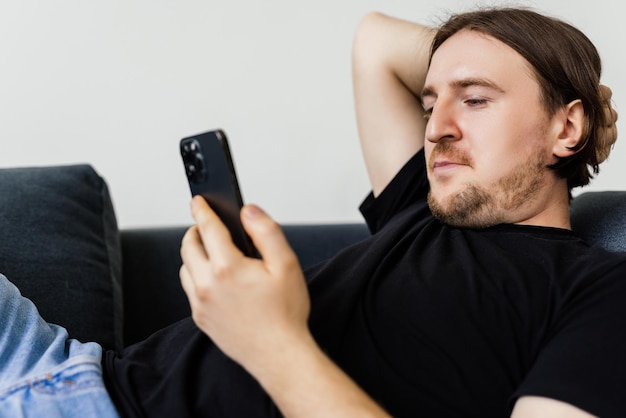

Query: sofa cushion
0 165 122 351
571 191 626 252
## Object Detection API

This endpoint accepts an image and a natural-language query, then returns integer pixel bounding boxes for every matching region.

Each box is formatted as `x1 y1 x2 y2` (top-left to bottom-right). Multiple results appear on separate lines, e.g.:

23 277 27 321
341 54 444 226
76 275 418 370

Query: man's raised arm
352 12 434 196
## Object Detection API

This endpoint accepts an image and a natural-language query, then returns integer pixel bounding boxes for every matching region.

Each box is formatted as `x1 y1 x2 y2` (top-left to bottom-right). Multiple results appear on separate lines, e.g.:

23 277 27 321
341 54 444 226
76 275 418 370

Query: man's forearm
246 330 390 417
352 12 434 196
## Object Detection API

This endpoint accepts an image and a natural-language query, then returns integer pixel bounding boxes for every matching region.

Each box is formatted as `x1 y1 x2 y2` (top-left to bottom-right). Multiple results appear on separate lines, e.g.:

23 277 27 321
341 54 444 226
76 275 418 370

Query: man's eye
423 108 432 120
465 98 488 107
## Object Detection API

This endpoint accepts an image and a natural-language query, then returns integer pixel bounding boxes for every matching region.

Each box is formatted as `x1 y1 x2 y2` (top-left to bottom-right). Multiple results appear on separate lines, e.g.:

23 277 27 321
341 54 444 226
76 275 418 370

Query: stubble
427 146 548 229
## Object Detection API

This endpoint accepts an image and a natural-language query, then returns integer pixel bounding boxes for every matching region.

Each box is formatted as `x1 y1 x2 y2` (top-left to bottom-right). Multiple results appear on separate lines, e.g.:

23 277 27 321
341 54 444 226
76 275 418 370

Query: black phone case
180 130 257 257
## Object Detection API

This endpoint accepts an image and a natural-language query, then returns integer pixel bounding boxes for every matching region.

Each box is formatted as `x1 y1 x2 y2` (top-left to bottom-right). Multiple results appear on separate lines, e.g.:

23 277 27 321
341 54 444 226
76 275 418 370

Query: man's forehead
425 29 536 91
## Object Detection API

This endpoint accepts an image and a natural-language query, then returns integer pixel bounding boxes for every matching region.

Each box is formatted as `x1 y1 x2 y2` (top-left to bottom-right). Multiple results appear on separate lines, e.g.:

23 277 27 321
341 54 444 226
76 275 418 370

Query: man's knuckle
195 282 212 301
212 262 234 280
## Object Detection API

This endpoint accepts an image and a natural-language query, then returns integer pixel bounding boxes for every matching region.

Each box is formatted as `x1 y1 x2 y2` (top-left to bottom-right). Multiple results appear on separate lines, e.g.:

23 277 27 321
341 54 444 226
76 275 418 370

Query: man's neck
514 184 572 230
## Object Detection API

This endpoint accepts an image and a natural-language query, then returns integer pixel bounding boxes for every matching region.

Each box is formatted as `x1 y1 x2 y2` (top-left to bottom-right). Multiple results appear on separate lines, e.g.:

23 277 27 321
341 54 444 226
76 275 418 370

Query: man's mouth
429 143 472 174
432 159 469 172
433 160 463 168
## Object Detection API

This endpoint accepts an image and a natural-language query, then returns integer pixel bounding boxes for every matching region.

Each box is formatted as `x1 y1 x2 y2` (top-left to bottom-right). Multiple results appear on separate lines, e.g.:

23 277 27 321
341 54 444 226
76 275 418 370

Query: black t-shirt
104 150 626 417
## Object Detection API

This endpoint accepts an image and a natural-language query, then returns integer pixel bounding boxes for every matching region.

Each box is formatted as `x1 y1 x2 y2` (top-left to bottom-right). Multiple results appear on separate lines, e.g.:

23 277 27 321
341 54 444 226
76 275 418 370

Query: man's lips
428 143 472 174
432 160 469 171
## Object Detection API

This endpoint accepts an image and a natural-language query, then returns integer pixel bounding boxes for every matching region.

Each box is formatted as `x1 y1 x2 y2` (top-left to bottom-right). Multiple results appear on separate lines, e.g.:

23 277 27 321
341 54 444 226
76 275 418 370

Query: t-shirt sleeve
359 149 429 234
512 261 626 417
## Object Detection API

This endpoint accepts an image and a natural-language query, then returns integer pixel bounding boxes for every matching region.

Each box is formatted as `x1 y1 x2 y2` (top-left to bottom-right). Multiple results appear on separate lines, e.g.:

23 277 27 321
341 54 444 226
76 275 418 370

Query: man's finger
179 225 214 303
240 204 300 274
191 196 242 263
181 225 207 260
179 264 196 301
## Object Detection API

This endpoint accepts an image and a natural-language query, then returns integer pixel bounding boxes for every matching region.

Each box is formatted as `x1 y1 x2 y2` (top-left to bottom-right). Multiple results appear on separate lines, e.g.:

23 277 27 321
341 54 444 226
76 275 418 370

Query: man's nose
425 101 461 143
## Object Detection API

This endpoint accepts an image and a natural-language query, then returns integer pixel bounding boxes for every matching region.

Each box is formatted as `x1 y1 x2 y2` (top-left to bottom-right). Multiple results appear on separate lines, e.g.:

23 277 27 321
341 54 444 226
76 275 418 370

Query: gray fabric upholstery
571 191 626 252
0 165 123 351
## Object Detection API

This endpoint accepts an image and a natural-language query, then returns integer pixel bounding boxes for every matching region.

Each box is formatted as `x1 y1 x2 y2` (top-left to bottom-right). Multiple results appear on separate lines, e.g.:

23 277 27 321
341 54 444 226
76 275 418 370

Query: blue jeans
0 275 119 417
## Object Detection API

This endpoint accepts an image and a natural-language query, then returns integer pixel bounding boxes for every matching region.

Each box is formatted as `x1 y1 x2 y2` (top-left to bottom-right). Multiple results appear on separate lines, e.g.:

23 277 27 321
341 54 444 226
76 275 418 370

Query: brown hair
431 8 609 189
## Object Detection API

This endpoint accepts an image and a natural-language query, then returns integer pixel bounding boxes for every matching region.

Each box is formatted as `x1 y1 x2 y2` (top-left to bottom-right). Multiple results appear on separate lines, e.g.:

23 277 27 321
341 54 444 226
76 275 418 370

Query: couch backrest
571 191 626 252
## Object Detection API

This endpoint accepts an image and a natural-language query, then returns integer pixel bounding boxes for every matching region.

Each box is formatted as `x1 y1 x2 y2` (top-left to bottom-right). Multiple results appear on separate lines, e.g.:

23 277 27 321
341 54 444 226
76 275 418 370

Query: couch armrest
120 223 370 346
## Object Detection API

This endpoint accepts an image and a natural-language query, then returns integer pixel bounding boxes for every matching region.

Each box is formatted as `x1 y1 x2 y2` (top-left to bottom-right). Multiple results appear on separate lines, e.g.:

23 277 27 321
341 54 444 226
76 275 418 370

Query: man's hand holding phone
178 132 390 417
179 196 312 374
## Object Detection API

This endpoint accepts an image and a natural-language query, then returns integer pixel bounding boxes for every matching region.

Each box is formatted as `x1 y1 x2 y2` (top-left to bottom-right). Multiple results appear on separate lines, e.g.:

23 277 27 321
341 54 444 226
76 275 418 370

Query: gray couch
0 164 624 352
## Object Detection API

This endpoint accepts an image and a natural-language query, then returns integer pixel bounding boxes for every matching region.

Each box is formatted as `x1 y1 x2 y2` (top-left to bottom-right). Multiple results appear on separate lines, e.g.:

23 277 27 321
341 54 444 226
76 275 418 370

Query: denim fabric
0 275 119 417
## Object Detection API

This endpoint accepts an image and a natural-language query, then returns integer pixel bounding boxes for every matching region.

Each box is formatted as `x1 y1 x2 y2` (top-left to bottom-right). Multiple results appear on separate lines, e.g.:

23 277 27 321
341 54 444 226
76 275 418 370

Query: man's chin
429 210 500 229
427 189 501 229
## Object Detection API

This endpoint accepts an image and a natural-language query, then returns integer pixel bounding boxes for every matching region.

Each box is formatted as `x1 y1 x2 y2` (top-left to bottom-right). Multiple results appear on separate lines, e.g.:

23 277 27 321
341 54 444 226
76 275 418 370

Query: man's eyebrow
420 77 505 102
452 77 505 93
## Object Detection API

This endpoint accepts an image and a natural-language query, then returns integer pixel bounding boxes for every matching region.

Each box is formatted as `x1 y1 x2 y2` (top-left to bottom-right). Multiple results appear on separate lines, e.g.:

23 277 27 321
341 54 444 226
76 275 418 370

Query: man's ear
552 99 585 158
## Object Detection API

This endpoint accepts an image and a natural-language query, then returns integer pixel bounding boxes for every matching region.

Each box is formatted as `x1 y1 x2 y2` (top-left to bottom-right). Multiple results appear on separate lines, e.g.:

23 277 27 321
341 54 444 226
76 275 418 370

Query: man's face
421 30 558 228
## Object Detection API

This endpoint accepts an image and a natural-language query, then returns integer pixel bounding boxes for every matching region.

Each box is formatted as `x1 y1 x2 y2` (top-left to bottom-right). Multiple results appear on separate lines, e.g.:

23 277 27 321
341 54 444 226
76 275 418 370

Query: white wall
0 0 624 228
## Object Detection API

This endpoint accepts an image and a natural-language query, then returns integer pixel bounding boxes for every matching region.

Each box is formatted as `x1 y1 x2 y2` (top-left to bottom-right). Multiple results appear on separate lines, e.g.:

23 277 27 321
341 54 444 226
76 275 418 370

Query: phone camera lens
182 139 206 183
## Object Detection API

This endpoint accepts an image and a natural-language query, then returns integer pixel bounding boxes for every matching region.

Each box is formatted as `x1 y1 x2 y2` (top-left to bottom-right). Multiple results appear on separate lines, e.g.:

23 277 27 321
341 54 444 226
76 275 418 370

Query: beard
427 145 549 229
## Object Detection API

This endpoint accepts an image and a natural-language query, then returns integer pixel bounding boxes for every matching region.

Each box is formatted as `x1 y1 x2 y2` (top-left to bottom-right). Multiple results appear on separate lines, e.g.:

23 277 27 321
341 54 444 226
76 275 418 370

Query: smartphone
180 129 257 257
